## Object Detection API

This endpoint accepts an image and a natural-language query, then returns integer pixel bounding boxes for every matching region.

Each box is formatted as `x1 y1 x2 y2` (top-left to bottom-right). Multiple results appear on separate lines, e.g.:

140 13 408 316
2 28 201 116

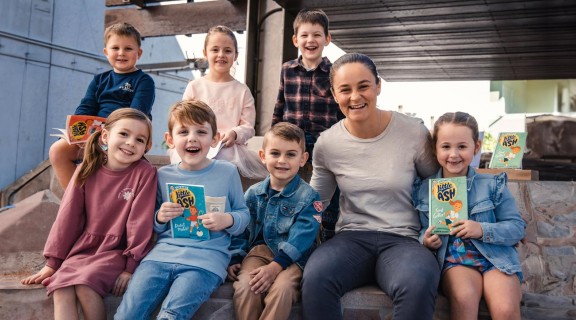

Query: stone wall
513 182 576 298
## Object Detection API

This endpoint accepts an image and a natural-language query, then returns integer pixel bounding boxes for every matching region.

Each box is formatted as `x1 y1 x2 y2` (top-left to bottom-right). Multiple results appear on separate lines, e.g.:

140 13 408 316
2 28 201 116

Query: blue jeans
301 231 440 320
114 261 221 320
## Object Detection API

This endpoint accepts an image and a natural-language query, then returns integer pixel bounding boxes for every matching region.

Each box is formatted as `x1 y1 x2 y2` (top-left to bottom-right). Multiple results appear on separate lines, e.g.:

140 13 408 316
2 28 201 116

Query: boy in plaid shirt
272 8 342 241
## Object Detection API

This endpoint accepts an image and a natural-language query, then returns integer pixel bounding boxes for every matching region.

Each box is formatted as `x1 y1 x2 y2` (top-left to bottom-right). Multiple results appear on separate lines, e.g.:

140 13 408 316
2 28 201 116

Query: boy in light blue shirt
115 100 249 320
228 122 322 320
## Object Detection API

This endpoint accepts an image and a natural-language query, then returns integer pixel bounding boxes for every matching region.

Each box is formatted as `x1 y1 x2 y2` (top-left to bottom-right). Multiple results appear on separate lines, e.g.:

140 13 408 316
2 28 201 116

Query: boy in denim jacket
228 122 322 320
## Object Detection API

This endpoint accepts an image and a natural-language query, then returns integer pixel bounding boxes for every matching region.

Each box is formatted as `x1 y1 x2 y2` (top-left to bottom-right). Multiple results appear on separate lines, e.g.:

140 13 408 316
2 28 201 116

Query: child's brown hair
104 22 142 47
76 108 152 186
204 25 238 54
167 100 218 138
433 112 479 153
293 8 330 36
264 122 306 152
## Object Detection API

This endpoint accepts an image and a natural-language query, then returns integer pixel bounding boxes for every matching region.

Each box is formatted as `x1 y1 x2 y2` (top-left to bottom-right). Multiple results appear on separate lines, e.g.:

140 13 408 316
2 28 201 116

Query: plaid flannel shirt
272 56 343 145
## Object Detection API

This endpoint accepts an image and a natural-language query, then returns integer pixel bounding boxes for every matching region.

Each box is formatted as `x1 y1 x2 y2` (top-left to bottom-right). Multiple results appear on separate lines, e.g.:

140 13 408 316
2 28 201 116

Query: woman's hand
422 226 442 250
156 202 184 224
249 262 283 294
21 265 55 285
220 130 237 148
451 220 483 239
199 212 233 231
112 271 132 296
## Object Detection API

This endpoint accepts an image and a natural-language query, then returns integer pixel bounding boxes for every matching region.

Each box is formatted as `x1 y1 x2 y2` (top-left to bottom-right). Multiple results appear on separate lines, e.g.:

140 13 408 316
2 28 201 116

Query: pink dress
42 159 157 297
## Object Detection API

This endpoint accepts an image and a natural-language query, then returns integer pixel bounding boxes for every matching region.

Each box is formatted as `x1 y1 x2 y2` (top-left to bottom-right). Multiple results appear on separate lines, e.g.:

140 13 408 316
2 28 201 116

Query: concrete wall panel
0 57 25 187
52 0 103 53
0 1 32 35
16 62 50 178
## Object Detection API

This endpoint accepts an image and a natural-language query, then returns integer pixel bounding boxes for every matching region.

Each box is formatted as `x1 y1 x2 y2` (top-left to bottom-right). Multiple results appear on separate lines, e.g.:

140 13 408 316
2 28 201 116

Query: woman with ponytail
22 108 157 320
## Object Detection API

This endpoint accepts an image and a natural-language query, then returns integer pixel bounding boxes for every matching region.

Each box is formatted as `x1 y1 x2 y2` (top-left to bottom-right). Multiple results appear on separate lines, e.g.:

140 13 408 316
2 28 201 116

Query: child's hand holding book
449 220 483 239
156 202 184 224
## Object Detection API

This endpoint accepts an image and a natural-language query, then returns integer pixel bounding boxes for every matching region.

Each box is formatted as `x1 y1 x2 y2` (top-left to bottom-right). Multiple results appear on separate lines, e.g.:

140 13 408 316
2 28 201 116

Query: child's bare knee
489 300 520 319
50 140 77 162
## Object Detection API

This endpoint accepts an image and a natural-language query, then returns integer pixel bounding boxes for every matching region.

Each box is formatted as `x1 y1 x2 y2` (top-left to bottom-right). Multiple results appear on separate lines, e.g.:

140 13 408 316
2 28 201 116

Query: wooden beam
105 0 247 37
477 169 539 181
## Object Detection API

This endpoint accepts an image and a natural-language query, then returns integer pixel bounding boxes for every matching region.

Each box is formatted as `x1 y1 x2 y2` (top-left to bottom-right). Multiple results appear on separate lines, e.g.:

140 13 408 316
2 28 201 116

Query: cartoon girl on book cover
501 145 521 166
444 200 463 230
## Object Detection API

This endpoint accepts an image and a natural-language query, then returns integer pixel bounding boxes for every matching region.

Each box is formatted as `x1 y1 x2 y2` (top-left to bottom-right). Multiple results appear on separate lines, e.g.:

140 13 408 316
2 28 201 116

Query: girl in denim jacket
414 112 525 320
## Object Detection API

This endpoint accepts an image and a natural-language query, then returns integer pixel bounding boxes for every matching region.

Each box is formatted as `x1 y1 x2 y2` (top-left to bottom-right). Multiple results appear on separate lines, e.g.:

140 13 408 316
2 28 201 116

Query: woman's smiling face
331 62 381 122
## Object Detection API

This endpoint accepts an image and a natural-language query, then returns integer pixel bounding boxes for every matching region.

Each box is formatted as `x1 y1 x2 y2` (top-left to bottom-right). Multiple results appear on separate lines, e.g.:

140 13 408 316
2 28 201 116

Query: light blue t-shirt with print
143 160 250 282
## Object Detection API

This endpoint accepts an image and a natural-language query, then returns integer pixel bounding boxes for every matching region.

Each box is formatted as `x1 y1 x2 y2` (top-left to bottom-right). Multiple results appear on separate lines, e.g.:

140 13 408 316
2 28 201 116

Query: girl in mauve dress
22 108 157 319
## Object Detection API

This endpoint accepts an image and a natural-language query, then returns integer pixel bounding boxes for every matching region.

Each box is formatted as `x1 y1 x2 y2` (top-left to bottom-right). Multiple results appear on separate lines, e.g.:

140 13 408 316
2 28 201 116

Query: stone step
7 275 576 320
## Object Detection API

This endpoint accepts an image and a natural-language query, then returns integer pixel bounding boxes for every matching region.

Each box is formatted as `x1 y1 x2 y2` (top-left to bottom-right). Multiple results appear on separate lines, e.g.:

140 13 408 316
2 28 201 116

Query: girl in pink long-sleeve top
22 108 157 320
176 25 268 179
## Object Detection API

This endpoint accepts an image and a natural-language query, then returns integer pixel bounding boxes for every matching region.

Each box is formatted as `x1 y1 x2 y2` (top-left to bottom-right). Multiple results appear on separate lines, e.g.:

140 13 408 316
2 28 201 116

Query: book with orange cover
51 115 106 144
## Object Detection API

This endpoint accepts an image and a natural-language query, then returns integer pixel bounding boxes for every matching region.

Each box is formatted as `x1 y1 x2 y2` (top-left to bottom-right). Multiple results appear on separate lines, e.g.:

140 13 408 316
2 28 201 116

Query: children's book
50 115 106 144
166 183 210 240
489 132 527 169
429 176 468 235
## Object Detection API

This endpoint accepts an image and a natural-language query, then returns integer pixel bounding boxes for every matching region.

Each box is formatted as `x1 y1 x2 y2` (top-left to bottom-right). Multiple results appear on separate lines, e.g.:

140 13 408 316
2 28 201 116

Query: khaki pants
233 245 302 320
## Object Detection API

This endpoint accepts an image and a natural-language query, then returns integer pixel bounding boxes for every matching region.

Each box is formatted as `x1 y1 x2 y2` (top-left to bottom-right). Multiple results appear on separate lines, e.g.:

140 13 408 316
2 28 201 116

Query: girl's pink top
182 77 256 144
42 159 157 296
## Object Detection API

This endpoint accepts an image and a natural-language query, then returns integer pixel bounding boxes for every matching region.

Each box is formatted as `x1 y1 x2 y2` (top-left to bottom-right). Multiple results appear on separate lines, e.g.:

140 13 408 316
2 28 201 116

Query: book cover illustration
489 132 527 169
51 115 106 144
166 183 210 240
429 176 468 235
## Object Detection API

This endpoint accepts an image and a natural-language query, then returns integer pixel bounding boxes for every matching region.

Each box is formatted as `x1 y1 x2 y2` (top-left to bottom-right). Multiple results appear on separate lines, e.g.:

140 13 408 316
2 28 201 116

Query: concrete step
4 275 576 320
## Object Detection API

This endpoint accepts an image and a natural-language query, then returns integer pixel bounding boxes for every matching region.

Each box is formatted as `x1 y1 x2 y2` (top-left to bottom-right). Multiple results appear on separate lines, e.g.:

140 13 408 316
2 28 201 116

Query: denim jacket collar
254 174 303 199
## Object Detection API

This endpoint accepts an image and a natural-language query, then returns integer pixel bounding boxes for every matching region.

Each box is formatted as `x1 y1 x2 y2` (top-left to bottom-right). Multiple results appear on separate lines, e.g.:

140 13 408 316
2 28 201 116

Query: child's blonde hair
167 100 218 138
76 108 152 186
204 25 238 54
264 122 306 152
293 8 330 36
433 112 479 153
104 22 142 47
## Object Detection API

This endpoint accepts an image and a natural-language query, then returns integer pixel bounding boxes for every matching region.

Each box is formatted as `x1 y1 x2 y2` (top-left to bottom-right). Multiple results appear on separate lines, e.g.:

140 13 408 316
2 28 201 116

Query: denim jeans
301 231 440 320
114 261 221 320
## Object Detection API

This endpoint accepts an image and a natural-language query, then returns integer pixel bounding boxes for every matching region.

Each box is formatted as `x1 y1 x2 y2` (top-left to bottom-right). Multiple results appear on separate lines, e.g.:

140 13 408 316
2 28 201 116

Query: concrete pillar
245 0 297 135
